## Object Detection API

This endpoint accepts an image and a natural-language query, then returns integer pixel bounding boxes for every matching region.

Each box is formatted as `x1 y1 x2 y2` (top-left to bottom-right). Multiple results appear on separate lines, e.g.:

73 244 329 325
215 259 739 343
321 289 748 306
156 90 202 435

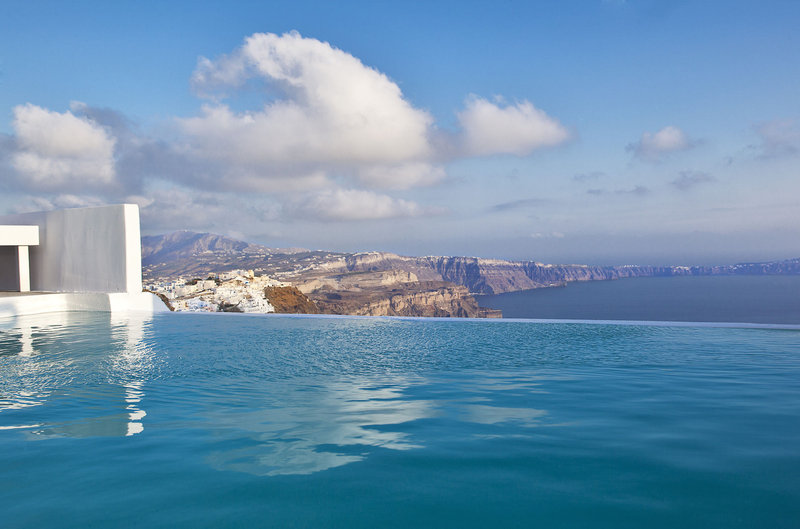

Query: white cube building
0 204 167 317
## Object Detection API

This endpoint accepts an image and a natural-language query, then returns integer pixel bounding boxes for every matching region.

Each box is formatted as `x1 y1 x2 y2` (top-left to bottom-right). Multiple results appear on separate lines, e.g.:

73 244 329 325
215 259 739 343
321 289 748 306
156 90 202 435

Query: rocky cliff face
297 269 499 317
319 253 677 294
321 253 800 295
352 284 494 318
308 281 497 318
295 269 418 294
264 286 319 314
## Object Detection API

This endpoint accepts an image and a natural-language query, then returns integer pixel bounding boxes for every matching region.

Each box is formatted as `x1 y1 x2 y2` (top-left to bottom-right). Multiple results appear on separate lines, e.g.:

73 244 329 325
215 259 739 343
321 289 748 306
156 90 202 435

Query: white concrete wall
0 204 142 293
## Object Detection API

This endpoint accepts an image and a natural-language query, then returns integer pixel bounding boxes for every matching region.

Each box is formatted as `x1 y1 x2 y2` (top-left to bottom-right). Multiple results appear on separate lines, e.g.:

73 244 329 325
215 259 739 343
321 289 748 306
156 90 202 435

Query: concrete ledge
0 292 169 320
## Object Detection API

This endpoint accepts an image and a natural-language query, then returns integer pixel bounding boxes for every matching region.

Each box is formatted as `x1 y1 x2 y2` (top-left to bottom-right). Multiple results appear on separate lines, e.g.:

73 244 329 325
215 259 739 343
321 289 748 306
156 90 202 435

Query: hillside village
145 270 289 313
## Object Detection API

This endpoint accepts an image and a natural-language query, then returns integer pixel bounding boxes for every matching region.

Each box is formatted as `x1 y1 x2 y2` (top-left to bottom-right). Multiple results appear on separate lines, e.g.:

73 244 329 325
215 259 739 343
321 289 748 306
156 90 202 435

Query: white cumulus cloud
457 96 570 157
627 125 693 161
11 103 117 190
182 31 436 189
1 31 575 235
299 189 423 221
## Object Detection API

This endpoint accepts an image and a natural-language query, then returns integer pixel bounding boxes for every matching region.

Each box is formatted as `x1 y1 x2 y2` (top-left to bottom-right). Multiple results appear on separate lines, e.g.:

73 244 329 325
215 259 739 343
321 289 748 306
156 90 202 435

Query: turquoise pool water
1 312 799 528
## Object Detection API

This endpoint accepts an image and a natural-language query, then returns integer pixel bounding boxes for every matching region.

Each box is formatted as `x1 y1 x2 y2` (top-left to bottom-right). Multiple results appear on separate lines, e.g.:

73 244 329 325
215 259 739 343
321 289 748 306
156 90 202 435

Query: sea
1 310 799 528
478 275 800 324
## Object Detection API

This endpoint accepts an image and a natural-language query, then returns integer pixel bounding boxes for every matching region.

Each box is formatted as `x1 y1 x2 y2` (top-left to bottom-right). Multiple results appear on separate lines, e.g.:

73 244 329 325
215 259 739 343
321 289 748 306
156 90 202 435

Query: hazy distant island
142 231 800 318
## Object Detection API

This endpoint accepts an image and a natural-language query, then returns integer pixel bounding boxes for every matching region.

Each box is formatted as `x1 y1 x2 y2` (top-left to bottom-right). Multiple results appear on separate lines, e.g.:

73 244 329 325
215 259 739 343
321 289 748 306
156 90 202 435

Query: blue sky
1 0 798 264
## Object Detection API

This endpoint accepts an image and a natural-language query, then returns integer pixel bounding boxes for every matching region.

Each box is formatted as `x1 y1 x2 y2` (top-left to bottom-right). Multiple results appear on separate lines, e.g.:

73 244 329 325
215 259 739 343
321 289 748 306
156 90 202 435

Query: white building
0 204 168 318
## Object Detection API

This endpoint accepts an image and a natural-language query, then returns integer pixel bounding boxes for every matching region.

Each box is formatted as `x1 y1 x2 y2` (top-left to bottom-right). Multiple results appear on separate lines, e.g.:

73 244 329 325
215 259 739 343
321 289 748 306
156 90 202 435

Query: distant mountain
141 231 344 280
141 231 800 294
142 231 254 264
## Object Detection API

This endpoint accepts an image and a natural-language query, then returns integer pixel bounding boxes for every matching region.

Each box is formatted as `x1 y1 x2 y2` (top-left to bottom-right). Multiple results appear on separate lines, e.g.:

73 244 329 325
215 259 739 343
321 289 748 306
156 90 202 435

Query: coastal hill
142 231 800 317
141 231 308 267
142 232 344 281
142 231 250 265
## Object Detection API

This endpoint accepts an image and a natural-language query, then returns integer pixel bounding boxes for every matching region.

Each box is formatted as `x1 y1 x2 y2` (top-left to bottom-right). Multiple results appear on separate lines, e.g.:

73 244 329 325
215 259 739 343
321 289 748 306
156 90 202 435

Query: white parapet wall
0 204 168 317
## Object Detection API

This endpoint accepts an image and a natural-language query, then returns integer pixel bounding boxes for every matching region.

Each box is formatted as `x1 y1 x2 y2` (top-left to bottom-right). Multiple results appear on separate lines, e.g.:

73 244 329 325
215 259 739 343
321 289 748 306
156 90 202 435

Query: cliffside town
145 268 499 318
142 231 800 318
145 270 288 313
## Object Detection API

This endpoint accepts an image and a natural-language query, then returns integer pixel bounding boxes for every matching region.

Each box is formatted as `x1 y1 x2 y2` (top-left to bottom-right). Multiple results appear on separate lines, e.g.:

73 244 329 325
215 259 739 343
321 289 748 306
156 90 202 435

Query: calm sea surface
1 312 799 528
478 275 800 324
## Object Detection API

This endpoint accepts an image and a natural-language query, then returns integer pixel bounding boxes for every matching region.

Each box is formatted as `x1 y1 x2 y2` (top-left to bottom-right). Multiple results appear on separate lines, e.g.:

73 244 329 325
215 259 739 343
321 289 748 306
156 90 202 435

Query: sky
0 0 798 265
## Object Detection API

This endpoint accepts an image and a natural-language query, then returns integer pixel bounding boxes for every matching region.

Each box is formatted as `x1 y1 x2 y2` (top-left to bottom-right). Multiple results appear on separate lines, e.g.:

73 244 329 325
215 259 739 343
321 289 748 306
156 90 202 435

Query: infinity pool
1 312 799 528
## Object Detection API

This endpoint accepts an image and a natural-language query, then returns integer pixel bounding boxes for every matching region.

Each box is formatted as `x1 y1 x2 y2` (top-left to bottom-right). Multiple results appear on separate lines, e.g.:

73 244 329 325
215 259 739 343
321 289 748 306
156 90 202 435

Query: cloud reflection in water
204 372 554 476
205 379 438 476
